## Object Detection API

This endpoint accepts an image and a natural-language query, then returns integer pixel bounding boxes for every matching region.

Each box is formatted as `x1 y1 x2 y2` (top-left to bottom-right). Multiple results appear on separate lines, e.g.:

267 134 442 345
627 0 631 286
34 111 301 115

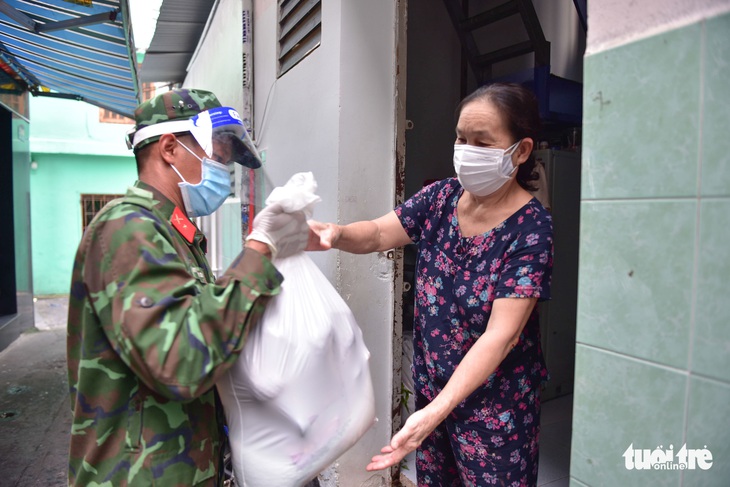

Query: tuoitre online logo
623 443 713 470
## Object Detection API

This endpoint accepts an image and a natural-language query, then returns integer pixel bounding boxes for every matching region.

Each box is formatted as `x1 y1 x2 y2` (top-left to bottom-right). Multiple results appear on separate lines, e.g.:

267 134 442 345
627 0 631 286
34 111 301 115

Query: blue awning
0 0 140 117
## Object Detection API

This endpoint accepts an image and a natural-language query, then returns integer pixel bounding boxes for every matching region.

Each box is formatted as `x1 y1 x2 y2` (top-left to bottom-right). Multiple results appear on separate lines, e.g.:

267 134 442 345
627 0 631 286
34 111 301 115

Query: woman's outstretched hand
306 220 341 251
365 408 439 471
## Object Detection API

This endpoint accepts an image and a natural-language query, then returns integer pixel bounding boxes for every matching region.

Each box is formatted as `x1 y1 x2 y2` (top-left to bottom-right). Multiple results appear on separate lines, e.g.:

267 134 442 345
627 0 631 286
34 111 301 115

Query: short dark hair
134 132 195 175
134 142 155 175
456 83 541 191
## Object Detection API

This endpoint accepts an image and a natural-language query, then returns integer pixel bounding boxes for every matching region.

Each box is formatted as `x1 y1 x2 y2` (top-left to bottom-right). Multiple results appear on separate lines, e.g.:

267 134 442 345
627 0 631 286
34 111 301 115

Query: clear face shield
126 106 261 167
126 106 276 233
189 107 262 169
193 108 277 234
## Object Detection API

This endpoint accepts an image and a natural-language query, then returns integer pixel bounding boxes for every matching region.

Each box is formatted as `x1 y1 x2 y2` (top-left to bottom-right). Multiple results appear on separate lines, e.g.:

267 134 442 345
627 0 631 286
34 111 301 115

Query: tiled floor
537 394 573 486
400 394 574 486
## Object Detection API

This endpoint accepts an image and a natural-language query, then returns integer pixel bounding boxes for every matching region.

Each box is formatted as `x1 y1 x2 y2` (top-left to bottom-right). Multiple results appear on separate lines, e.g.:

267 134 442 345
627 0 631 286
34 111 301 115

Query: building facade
28 96 137 296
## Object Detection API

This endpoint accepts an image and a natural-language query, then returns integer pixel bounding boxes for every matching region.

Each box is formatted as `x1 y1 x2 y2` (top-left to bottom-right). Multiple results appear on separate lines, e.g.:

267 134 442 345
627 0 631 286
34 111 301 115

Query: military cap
127 88 262 168
130 89 221 151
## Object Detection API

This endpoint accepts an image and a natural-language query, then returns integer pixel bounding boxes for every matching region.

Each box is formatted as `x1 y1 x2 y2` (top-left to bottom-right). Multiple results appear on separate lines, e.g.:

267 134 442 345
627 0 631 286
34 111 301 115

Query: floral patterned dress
395 178 553 487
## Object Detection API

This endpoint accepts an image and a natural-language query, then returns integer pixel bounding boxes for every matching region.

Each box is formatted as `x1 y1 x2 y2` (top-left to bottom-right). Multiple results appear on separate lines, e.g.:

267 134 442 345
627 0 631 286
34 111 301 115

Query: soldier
66 89 308 486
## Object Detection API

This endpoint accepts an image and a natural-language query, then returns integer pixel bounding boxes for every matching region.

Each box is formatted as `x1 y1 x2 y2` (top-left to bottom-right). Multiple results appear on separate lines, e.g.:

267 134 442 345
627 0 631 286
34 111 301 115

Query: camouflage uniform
67 91 281 486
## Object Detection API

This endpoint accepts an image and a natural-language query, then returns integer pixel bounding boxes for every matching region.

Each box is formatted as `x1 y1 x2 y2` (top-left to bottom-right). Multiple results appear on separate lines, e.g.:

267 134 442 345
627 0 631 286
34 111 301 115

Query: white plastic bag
217 172 376 487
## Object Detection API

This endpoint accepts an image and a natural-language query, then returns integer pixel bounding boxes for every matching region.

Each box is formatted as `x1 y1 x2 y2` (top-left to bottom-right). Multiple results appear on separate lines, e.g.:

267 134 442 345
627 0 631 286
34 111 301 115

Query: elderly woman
309 82 553 486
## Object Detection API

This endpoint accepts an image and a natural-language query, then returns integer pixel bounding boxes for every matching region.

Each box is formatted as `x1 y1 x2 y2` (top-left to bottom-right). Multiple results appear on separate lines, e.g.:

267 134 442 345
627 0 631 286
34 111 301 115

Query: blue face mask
172 141 232 218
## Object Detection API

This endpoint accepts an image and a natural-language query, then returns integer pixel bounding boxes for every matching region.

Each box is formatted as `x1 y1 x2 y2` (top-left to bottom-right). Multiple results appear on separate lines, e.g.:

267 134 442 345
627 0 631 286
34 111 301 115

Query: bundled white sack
217 172 376 487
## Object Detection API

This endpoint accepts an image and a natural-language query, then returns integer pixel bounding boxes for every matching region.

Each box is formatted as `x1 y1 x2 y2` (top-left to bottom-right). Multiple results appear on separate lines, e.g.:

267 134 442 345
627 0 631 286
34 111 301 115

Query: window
278 0 321 76
0 91 29 119
98 109 132 124
81 194 123 235
99 82 156 124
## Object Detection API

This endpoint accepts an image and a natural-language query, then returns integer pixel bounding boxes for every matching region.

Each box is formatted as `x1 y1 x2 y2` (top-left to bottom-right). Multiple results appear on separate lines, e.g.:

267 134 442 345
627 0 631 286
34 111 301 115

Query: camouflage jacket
67 181 282 486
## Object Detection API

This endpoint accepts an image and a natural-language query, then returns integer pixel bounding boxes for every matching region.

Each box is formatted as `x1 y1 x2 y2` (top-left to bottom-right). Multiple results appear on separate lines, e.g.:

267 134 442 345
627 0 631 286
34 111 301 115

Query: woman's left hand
365 408 440 471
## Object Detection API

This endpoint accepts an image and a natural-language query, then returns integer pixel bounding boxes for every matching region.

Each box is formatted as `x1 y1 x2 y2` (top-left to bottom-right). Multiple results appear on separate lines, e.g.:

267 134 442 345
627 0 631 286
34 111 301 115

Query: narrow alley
0 297 69 487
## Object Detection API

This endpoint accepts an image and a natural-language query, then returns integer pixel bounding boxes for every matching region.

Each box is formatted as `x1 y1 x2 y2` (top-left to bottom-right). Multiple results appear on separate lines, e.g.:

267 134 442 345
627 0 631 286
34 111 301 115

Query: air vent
278 0 322 76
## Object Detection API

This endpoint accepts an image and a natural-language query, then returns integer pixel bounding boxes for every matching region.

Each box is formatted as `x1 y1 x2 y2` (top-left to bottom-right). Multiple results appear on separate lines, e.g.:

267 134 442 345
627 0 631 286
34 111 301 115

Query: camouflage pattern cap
132 89 222 151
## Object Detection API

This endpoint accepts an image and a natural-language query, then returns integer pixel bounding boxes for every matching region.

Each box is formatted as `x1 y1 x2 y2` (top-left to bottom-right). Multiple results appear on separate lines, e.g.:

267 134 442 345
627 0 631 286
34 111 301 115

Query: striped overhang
0 0 140 118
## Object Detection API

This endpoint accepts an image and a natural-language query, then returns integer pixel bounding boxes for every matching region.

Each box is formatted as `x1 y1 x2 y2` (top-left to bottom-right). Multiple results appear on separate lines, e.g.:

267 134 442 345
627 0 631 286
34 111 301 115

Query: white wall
185 0 245 112
251 0 342 275
336 0 400 484
586 0 730 54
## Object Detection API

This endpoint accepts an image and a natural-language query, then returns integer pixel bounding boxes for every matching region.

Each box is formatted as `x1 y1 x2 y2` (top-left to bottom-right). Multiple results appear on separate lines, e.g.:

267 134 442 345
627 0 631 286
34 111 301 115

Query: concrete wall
572 1 730 485
251 0 342 278
29 96 137 295
185 0 246 114
335 3 400 481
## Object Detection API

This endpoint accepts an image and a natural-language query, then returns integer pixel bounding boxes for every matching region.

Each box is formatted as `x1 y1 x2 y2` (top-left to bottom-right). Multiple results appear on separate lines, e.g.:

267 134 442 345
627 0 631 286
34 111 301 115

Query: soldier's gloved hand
246 203 309 260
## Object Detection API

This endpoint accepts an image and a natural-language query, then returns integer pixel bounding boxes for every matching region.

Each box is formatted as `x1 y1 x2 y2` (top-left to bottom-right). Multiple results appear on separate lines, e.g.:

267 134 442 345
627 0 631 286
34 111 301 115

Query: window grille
81 194 122 235
278 0 321 76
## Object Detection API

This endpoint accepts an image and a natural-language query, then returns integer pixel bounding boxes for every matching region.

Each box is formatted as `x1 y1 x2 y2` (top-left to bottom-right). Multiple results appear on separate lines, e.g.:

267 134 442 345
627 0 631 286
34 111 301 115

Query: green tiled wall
572 346 686 486
577 200 694 369
700 15 730 197
572 12 730 487
693 200 730 382
581 24 701 200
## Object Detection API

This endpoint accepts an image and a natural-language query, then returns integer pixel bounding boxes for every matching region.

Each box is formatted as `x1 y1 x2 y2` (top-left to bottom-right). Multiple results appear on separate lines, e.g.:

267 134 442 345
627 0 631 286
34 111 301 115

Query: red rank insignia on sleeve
171 207 196 243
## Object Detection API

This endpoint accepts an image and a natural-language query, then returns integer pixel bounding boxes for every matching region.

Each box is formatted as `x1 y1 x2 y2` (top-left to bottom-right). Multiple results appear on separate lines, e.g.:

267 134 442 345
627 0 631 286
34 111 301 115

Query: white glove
246 203 309 259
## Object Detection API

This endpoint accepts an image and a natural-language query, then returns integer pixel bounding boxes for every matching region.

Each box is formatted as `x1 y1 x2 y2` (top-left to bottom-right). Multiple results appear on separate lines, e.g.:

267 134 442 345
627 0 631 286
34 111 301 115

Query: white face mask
453 140 521 196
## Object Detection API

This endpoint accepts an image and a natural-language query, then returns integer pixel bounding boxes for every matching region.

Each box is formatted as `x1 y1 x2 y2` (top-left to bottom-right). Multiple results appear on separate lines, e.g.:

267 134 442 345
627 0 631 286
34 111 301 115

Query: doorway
0 107 18 318
396 1 585 485
0 101 34 352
